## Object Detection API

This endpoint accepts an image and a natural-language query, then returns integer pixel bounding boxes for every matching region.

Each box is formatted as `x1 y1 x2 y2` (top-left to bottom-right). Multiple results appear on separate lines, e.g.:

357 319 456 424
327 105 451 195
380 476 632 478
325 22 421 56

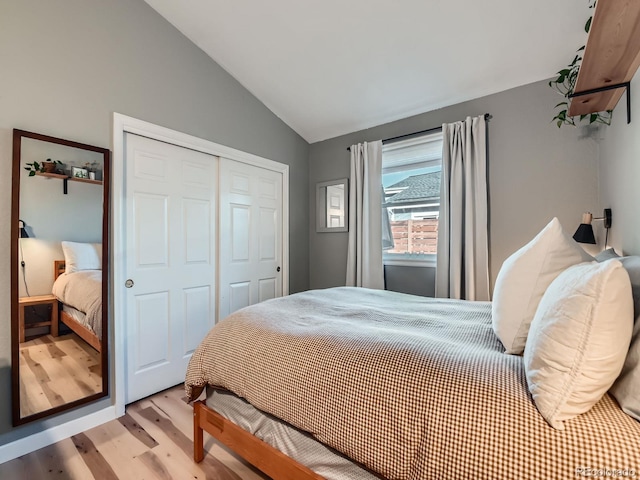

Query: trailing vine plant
549 0 612 127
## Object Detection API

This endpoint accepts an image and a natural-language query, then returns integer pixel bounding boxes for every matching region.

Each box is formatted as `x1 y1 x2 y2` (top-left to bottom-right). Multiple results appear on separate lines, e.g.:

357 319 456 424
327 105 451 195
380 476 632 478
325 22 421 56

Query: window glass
382 132 443 263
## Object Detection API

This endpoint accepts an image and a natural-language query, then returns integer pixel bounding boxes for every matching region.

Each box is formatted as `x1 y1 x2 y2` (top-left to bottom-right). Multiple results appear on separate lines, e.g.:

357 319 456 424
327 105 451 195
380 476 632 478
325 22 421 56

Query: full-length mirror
316 178 348 232
11 129 110 425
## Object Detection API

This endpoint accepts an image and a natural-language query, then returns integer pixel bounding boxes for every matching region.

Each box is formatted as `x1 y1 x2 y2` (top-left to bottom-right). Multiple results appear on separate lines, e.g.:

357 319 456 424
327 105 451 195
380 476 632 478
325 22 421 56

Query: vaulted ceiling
144 0 588 143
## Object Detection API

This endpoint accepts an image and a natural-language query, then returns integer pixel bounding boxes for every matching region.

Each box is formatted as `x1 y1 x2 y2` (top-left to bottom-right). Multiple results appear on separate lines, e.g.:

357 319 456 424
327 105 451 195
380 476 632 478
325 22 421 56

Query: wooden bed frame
53 260 101 352
193 400 325 480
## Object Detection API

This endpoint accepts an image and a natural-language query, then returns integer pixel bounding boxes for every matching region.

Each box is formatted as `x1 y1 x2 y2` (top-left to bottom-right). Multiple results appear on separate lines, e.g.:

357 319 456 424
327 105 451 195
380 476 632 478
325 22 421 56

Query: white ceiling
144 0 588 143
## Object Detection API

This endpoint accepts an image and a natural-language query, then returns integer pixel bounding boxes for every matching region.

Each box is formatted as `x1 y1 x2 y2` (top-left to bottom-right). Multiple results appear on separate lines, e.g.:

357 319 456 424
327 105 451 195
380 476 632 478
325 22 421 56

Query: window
382 131 443 266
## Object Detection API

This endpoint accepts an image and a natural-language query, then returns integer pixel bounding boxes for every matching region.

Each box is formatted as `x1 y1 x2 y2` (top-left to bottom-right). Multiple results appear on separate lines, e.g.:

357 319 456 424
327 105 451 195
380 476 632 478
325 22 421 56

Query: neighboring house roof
385 171 441 204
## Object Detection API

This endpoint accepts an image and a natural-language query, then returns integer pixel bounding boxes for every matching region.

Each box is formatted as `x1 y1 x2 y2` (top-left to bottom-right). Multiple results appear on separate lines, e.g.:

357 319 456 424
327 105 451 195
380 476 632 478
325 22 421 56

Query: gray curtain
346 140 384 289
435 115 490 300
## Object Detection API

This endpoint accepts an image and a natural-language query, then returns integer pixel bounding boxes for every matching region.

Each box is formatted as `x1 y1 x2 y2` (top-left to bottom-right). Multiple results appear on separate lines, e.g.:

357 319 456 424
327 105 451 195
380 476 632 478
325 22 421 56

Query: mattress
62 304 86 325
206 387 378 480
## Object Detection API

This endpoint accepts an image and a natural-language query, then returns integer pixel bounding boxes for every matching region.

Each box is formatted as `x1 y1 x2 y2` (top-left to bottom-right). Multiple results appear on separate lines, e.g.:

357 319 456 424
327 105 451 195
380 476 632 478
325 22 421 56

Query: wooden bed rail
193 400 325 480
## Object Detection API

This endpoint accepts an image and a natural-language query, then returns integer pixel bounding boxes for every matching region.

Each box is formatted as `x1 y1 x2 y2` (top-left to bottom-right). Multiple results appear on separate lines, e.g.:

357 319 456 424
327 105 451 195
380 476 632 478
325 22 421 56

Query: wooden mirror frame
10 129 110 426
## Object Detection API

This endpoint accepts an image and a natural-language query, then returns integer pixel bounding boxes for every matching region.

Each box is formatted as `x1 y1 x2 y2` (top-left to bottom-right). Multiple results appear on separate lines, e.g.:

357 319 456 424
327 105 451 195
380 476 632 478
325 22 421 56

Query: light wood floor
0 385 270 480
20 333 102 418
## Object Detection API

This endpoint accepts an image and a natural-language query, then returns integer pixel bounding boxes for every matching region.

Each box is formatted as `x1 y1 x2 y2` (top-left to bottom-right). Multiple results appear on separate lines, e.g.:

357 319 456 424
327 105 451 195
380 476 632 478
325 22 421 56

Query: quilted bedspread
185 287 640 480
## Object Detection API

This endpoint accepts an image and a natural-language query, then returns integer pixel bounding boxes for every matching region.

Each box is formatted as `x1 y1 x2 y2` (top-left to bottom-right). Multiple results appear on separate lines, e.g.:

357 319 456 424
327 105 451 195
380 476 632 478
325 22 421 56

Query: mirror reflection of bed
13 130 109 424
19 247 104 417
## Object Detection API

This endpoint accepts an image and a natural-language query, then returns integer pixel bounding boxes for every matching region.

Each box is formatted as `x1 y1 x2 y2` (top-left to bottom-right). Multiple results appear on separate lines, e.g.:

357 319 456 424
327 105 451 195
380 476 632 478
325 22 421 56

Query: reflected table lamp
573 208 612 246
18 219 29 238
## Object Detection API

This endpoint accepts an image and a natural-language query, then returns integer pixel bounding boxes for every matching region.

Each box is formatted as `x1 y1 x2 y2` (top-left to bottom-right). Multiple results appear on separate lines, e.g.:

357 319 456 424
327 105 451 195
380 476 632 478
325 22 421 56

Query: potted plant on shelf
24 158 63 176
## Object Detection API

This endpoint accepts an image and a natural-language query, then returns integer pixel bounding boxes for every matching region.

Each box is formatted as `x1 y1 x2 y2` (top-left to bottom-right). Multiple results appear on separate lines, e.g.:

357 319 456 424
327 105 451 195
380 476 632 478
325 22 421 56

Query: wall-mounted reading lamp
573 208 612 246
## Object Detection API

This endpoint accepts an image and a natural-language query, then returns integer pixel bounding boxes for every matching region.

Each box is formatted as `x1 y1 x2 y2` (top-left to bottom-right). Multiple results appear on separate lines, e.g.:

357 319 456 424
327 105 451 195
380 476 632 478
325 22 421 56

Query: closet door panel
124 133 217 404
219 158 283 320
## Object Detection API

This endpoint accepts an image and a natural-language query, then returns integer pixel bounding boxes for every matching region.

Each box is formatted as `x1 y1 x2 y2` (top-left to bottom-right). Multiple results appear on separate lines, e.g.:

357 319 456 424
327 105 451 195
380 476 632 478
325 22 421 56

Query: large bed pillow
492 218 593 354
594 254 640 422
524 260 633 430
61 241 101 274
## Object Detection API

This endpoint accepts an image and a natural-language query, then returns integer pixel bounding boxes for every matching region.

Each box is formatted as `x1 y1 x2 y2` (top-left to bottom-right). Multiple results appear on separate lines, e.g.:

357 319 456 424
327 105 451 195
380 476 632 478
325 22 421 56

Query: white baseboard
0 406 116 464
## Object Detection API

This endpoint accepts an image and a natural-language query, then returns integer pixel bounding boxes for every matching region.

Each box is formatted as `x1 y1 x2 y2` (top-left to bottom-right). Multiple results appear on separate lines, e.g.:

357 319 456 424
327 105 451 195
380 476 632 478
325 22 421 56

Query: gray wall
385 265 436 297
598 74 640 255
0 0 308 445
309 80 600 293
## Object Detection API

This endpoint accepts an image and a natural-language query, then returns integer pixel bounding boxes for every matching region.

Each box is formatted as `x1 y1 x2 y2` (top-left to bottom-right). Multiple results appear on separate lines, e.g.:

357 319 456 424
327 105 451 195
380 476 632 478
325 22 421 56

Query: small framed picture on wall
71 167 88 179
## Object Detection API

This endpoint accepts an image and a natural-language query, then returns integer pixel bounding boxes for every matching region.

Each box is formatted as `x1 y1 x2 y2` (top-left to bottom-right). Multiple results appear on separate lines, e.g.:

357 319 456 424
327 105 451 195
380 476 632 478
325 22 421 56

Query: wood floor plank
21 348 66 408
131 404 242 480
0 385 272 480
151 386 268 480
133 406 197 459
117 413 159 449
135 443 205 480
28 350 87 405
19 360 51 417
37 335 68 359
82 418 157 480
0 452 46 479
33 437 96 480
126 405 212 479
19 334 102 418
72 432 118 480
137 451 173 480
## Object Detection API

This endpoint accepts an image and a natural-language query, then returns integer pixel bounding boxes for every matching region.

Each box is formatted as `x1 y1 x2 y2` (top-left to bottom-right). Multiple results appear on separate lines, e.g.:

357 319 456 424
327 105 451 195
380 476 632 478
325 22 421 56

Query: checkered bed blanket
185 287 640 480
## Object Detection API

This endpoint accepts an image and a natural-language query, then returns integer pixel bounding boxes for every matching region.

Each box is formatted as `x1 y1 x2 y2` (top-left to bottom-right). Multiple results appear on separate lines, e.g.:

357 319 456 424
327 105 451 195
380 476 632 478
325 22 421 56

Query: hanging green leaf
585 16 592 32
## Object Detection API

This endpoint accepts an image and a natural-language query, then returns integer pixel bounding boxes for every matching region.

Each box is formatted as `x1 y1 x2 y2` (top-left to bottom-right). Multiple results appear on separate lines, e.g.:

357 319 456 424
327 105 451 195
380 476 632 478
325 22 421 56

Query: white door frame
112 113 289 416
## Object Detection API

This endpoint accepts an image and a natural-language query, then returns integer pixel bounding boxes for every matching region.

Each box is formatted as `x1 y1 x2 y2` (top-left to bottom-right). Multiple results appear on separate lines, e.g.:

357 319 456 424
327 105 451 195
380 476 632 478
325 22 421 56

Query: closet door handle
125 279 135 288
276 266 281 272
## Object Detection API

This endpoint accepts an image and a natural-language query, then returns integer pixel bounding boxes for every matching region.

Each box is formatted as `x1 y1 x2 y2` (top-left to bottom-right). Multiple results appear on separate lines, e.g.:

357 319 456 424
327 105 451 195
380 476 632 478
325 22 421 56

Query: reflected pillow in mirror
61 241 101 273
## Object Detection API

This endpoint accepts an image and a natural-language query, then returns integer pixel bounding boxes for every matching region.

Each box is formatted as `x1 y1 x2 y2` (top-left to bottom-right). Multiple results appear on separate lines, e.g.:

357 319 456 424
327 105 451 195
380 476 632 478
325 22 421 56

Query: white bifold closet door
124 134 217 404
218 158 283 320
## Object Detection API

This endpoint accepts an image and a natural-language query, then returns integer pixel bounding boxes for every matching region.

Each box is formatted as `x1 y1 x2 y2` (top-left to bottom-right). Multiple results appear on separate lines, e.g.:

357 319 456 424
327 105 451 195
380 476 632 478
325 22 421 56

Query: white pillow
61 241 101 273
492 218 593 354
524 260 633 430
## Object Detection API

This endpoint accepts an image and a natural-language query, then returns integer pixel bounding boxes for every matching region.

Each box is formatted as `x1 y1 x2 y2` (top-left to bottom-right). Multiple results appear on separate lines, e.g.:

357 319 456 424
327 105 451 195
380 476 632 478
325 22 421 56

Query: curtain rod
346 113 492 151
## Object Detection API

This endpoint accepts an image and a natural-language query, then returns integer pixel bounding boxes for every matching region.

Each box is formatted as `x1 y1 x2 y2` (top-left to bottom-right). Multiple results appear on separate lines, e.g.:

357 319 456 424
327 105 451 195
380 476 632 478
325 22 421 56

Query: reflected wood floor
0 385 270 480
20 333 102 417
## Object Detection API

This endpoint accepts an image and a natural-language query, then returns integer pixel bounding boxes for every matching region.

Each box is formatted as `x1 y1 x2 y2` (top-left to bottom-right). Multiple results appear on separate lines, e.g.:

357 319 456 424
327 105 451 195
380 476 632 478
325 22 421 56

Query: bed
186 286 640 480
51 259 102 352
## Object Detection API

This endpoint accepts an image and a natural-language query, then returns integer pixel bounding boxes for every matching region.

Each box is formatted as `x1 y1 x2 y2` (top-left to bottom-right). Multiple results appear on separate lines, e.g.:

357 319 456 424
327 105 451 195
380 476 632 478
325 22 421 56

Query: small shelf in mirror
35 171 103 194
70 177 102 185
35 172 68 180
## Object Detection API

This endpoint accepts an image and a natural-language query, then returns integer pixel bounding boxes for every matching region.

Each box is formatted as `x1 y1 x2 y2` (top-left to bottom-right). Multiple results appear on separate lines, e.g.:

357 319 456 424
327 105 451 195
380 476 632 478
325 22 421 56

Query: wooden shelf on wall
35 172 68 180
35 171 103 193
568 0 640 117
69 177 102 185
35 171 102 184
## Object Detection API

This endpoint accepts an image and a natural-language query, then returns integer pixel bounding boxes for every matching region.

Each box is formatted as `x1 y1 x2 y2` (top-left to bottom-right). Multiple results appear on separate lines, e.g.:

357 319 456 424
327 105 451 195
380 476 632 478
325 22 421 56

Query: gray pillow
595 248 620 262
598 255 640 422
